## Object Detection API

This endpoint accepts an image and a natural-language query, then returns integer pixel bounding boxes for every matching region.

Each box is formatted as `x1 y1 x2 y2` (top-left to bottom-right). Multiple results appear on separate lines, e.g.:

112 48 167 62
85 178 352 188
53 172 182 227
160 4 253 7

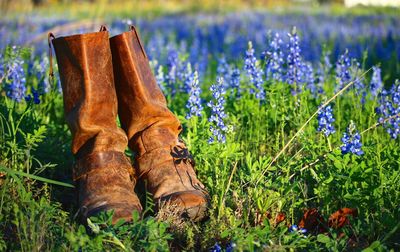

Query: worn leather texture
51 30 142 223
110 27 209 221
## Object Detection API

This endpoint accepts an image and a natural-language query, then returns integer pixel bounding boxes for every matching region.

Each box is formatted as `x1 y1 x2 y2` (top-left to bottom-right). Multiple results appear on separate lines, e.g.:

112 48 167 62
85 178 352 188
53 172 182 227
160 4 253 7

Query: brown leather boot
110 26 209 221
49 27 142 224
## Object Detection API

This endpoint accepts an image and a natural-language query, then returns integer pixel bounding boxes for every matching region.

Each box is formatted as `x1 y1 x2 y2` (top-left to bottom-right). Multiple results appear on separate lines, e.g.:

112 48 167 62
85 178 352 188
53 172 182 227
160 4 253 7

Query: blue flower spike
207 77 228 143
317 105 336 137
341 121 364 156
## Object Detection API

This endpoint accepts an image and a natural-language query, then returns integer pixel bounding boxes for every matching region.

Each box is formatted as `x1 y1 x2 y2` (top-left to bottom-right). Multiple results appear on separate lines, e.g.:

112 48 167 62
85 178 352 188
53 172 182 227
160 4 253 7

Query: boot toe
157 190 209 222
85 202 142 224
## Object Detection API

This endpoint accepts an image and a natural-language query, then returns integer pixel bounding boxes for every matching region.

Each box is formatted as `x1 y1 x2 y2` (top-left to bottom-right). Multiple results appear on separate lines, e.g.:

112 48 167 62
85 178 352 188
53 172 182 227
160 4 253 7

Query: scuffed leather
76 151 142 223
52 31 128 156
109 30 179 147
110 27 209 220
52 30 142 223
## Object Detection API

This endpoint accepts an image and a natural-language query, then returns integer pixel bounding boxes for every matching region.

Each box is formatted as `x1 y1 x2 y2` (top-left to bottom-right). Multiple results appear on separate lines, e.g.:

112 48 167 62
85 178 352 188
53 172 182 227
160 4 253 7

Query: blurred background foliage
1 0 398 19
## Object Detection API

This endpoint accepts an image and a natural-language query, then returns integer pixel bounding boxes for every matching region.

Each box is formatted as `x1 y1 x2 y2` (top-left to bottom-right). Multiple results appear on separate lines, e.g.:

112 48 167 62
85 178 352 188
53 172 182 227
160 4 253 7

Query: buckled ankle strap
73 151 135 181
135 143 195 179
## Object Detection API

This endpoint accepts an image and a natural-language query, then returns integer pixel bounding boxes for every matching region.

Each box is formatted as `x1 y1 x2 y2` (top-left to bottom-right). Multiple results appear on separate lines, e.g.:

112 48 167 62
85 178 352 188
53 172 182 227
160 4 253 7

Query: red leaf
298 208 327 234
328 208 358 229
275 212 286 225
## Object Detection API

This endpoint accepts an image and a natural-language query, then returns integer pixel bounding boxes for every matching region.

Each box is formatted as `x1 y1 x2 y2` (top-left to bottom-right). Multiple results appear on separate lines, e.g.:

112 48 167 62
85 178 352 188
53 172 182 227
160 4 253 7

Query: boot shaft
109 27 181 154
51 29 127 156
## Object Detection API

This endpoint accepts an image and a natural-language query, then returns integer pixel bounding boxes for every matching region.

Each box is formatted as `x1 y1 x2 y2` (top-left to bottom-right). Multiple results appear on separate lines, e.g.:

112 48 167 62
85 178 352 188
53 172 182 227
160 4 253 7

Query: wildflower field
0 3 400 251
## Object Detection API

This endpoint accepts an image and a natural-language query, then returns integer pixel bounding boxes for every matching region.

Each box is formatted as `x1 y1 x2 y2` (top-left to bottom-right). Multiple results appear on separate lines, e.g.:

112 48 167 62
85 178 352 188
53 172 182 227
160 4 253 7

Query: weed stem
255 68 372 186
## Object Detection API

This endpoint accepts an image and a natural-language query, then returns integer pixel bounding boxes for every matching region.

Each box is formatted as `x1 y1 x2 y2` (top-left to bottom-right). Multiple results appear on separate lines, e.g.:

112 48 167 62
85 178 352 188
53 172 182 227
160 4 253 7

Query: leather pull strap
47 33 55 86
129 25 147 59
99 25 108 31
73 151 135 182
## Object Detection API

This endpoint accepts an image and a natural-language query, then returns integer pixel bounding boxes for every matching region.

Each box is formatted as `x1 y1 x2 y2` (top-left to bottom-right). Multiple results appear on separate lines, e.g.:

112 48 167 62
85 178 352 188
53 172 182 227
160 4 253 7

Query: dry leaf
328 208 358 229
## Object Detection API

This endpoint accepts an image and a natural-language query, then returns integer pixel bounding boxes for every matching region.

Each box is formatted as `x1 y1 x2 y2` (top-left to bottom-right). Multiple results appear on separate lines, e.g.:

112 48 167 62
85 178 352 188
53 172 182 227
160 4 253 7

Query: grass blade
0 165 74 188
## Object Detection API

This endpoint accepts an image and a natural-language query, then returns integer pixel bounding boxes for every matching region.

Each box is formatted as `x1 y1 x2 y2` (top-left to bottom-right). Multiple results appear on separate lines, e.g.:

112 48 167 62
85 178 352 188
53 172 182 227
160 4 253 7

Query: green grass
1 57 399 251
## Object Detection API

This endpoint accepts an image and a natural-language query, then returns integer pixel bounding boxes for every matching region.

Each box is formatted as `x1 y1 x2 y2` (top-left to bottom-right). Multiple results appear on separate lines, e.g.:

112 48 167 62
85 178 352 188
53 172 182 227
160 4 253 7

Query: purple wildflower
370 65 383 97
322 50 332 73
264 33 284 82
303 62 316 95
341 121 364 155
186 71 203 119
289 225 307 234
25 87 41 104
155 65 166 92
34 56 50 94
5 51 26 102
182 62 193 93
211 243 222 252
350 59 366 104
376 80 400 139
335 50 352 91
165 49 179 95
217 55 231 86
315 65 325 95
244 41 265 101
226 241 236 252
286 27 304 94
230 67 241 95
0 53 4 77
207 77 228 143
317 105 336 136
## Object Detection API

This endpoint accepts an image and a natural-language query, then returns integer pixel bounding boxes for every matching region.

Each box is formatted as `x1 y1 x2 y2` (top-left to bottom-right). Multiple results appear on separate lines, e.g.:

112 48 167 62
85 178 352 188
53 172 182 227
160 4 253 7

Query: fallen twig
25 19 103 45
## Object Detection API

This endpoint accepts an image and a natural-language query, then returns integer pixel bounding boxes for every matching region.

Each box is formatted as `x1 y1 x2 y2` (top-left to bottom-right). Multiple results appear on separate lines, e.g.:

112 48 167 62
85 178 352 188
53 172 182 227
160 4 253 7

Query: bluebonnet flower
165 49 179 96
217 55 231 86
198 46 209 78
181 62 194 93
34 56 50 94
186 71 203 119
336 50 366 103
264 33 284 82
370 65 383 97
286 27 304 94
314 50 331 95
6 52 26 102
25 87 41 104
289 225 307 234
376 80 400 139
155 65 166 92
122 18 133 26
207 77 228 143
226 241 236 252
189 36 201 65
335 50 352 91
230 67 241 95
211 243 222 252
322 50 332 73
147 33 165 61
350 59 366 104
317 105 336 136
315 66 325 95
0 53 4 77
54 69 62 93
303 62 316 95
341 121 364 155
244 41 265 101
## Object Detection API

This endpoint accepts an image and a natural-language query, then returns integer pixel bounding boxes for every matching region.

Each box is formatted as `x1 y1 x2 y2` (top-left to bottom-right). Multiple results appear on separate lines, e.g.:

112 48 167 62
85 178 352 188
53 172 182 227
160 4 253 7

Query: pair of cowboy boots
49 26 208 223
